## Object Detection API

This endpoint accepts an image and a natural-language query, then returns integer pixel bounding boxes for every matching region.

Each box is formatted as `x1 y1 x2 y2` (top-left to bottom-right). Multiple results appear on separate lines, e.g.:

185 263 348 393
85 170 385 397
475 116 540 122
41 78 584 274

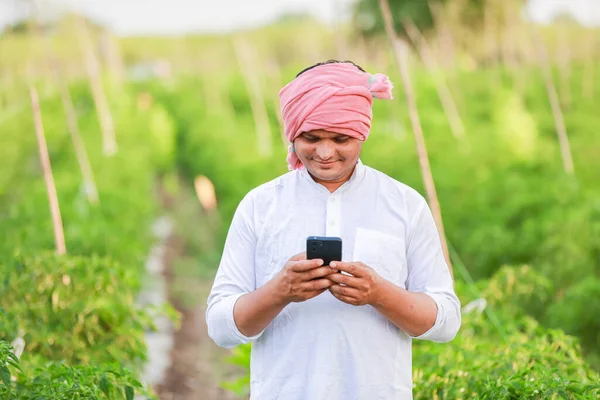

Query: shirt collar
298 158 366 195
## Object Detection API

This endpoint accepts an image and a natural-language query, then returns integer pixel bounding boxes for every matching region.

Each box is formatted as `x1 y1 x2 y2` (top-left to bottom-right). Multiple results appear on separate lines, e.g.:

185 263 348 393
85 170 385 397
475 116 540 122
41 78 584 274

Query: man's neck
310 165 356 193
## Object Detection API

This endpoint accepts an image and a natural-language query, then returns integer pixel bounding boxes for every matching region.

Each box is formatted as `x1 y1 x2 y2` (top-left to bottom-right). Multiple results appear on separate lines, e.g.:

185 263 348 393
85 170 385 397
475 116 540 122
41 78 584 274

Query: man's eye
334 138 348 143
305 136 319 142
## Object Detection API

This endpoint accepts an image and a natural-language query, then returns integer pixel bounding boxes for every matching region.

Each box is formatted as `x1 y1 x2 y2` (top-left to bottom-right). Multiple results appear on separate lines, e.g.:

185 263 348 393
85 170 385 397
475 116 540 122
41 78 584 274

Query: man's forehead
303 130 348 138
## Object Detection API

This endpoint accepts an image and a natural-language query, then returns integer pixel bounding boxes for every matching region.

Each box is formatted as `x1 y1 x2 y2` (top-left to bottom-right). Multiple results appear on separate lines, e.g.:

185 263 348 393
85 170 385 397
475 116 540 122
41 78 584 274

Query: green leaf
7 352 18 363
131 379 143 388
7 359 21 371
0 366 10 387
99 374 110 397
125 385 134 400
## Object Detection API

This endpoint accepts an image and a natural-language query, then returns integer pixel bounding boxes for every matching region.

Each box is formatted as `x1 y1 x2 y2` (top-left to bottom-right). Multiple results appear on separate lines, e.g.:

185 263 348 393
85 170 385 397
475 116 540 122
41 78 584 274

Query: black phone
306 236 342 266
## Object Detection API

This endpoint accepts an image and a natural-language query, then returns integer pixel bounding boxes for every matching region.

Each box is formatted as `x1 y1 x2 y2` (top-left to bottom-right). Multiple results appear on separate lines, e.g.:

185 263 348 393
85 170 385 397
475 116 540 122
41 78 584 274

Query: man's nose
315 141 335 160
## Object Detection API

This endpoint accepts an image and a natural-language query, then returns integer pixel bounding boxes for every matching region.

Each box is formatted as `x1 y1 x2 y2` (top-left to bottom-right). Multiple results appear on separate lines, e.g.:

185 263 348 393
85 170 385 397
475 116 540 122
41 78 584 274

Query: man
206 60 461 399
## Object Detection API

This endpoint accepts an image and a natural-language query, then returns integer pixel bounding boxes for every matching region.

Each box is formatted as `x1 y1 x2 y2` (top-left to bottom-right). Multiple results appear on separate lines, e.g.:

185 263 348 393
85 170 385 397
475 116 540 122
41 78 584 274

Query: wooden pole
200 60 235 119
502 1 526 94
202 71 221 116
403 19 466 141
0 68 10 114
36 20 101 206
77 17 117 156
501 1 517 72
557 24 572 108
30 85 67 255
428 0 455 70
532 28 575 176
483 0 500 85
101 30 124 89
59 81 100 205
0 74 6 114
379 0 453 278
232 36 272 157
583 29 595 100
264 58 290 149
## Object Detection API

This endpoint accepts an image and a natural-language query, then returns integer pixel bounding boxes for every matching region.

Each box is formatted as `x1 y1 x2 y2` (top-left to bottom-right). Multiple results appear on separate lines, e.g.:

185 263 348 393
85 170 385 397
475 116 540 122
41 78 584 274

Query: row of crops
1 56 600 399
0 82 177 398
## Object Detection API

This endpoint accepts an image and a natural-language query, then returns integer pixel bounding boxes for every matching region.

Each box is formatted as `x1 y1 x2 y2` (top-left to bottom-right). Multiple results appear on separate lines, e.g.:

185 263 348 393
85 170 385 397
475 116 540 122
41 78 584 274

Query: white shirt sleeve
205 192 264 348
405 197 461 343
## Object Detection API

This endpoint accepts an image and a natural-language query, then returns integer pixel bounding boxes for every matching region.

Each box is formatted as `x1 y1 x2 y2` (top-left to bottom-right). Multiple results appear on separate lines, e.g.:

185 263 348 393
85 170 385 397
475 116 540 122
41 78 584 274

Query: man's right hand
273 252 336 304
231 252 335 338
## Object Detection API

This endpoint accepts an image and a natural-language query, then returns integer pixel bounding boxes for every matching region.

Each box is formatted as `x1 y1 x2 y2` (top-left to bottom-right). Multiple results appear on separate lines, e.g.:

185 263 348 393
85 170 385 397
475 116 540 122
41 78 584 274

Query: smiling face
293 129 363 192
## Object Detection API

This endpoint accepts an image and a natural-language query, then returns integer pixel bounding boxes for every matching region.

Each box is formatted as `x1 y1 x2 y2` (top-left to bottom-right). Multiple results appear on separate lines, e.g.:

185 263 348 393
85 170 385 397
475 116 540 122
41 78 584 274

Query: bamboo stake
0 91 54 126
501 1 517 72
101 30 124 91
483 0 494 57
0 69 9 114
403 19 466 141
200 60 236 119
505 3 527 96
354 34 371 68
232 36 272 157
77 17 117 156
0 76 5 114
427 0 464 110
264 58 289 149
202 71 222 116
386 99 405 139
36 22 100 206
583 29 595 100
59 81 100 204
30 85 67 255
483 0 499 84
557 24 572 108
428 0 455 70
379 0 453 278
532 29 575 176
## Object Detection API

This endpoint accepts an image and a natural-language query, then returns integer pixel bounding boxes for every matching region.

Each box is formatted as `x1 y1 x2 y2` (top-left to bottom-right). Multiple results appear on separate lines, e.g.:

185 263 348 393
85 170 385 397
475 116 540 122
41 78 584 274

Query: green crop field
1 2 600 398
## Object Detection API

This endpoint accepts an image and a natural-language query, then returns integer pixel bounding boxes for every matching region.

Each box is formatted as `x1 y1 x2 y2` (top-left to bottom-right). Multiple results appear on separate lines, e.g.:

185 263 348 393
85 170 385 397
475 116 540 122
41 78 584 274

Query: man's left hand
327 261 382 306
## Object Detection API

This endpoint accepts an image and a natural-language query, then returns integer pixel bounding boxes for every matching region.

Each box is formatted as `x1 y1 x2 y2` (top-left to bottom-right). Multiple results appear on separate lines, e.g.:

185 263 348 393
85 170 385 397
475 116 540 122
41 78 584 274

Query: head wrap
279 63 394 170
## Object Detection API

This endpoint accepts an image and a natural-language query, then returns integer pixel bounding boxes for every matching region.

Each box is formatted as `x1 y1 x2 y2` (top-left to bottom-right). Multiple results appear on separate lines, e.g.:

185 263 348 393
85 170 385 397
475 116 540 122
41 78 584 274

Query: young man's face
294 129 363 185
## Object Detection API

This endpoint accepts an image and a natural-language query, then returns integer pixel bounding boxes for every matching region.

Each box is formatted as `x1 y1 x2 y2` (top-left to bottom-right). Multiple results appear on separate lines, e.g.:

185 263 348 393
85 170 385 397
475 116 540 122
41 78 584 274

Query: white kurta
206 160 461 400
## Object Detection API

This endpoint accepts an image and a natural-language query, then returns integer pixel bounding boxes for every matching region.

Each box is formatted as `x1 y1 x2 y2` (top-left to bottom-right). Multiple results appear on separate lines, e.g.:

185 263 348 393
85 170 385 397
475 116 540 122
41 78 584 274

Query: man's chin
307 165 344 181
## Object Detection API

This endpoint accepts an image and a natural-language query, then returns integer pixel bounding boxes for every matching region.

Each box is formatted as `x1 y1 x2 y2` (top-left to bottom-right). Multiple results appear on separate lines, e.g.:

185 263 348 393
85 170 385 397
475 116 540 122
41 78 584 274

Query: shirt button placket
326 194 341 237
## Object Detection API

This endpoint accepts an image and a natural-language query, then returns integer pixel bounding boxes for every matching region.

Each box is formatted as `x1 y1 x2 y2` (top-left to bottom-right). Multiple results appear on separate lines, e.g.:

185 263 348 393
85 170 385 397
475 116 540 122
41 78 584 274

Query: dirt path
153 180 242 400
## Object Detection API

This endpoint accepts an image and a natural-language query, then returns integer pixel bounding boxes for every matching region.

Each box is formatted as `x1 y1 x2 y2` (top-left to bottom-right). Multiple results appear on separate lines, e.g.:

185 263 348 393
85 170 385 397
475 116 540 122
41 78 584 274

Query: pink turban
279 63 394 170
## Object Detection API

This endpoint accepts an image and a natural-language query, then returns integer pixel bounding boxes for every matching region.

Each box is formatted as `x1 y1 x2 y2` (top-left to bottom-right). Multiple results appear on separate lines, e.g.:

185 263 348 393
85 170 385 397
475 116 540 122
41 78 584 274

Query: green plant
1 340 154 399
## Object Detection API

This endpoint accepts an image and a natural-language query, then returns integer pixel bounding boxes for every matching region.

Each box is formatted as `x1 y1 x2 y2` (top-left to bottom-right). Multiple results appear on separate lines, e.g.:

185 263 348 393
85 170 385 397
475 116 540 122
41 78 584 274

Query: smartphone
306 236 342 266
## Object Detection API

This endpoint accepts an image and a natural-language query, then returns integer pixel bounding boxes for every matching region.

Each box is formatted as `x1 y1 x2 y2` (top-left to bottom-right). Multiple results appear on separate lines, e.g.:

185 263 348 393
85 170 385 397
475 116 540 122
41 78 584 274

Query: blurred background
1 0 600 399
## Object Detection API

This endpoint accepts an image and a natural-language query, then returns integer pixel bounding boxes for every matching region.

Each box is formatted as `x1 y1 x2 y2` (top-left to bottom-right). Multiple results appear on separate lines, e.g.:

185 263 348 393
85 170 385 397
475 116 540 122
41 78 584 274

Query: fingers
290 258 324 272
329 286 361 305
329 284 360 299
329 261 365 277
330 293 358 305
300 278 334 292
327 272 362 288
305 266 338 280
